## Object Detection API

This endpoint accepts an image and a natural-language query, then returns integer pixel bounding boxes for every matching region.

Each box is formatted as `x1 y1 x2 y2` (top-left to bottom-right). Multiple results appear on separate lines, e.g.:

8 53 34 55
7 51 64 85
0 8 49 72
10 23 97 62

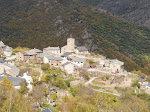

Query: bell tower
67 34 75 52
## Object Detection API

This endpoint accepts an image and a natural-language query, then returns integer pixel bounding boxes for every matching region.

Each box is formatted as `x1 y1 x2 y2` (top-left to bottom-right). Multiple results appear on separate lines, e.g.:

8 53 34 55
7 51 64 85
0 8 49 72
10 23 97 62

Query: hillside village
0 37 150 111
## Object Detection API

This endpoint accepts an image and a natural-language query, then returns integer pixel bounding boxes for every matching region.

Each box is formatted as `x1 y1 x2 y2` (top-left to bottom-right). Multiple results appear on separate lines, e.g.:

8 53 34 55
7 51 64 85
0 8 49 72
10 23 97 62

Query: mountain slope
0 0 150 74
80 0 150 28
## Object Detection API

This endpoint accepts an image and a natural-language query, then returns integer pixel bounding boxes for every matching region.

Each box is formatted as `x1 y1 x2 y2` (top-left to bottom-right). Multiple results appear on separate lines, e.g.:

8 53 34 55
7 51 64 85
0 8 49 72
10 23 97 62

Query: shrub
41 64 50 71
31 71 40 84
79 69 90 80
132 80 140 88
52 93 57 101
54 78 67 89
64 80 71 87
70 86 78 97
45 75 52 83
90 52 95 56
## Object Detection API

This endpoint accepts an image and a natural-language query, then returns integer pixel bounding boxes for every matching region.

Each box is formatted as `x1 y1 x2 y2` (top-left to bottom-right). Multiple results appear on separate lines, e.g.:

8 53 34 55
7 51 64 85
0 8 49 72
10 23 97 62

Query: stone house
139 78 148 88
43 55 63 66
36 53 48 64
0 41 6 54
0 64 5 74
0 76 26 89
61 38 75 54
43 46 60 55
0 59 7 74
0 48 3 55
0 41 13 56
99 61 105 68
72 57 86 67
4 63 20 77
146 84 150 91
3 46 13 57
22 72 33 92
0 60 20 77
61 52 72 60
16 48 43 63
105 60 110 67
24 51 38 62
16 50 37 62
75 46 89 54
61 62 74 74
99 60 110 68
16 52 25 61
110 59 124 73
30 48 42 55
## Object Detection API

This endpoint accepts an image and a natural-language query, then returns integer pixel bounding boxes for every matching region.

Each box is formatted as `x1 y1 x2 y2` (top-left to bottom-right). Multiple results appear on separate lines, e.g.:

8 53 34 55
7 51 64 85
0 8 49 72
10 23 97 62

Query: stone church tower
67 38 75 52
61 35 75 54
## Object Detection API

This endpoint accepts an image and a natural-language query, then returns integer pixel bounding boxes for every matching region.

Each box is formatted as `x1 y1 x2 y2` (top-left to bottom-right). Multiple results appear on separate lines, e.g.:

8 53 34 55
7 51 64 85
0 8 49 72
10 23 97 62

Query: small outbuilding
62 62 74 74
75 46 89 54
146 84 150 90
43 46 60 55
72 58 86 67
110 59 124 73
44 55 63 66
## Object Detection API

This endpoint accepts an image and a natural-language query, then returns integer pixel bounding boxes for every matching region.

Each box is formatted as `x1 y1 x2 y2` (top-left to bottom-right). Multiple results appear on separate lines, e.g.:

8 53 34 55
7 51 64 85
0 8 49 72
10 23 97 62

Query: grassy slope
0 0 150 74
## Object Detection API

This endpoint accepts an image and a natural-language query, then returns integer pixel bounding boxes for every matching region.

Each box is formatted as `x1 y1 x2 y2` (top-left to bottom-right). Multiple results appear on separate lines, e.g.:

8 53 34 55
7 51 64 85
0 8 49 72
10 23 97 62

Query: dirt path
85 77 97 86
88 69 128 76
93 89 120 96
85 77 121 96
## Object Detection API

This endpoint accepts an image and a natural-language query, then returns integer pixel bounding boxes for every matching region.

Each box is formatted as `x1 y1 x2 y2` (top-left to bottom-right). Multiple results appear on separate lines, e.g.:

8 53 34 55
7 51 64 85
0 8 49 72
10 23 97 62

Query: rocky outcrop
81 0 150 27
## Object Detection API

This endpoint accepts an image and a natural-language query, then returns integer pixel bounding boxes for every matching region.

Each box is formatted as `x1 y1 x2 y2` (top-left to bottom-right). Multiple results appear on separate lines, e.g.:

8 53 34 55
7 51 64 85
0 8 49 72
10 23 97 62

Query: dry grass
12 47 30 53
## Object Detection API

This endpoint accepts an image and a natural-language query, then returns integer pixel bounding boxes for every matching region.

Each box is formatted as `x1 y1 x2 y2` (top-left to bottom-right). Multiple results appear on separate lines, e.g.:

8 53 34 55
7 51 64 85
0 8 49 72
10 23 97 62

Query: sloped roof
61 52 72 57
42 108 55 112
139 78 147 82
31 48 42 53
147 84 150 87
110 59 124 66
20 52 27 55
0 41 5 47
62 62 70 66
4 46 12 52
45 55 62 61
0 76 25 86
10 66 20 76
73 58 86 63
0 72 11 77
44 46 60 50
37 53 49 58
0 58 7 63
4 63 20 76
25 51 37 55
76 46 88 52
4 63 12 68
